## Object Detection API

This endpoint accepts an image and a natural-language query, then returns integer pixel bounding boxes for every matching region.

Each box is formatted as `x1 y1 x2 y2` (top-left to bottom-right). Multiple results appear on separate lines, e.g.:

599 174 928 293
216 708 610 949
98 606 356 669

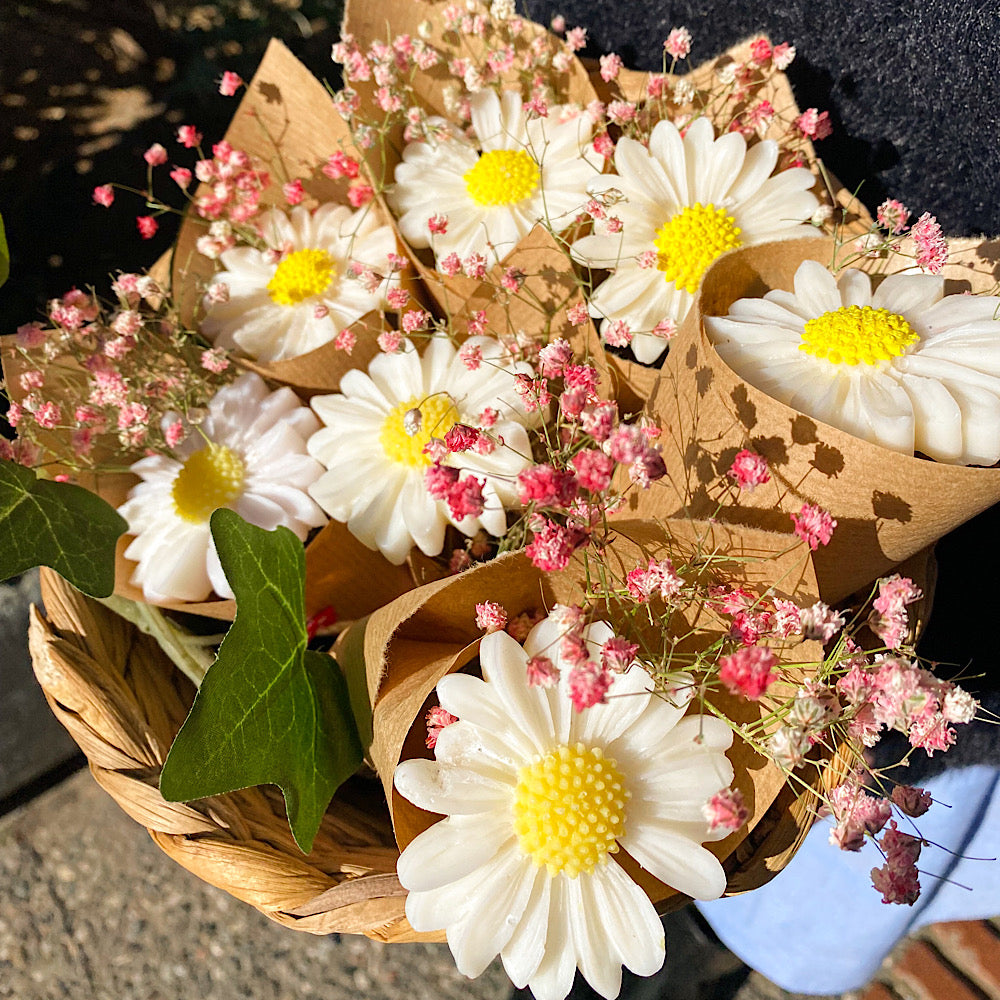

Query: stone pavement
0 771 513 1000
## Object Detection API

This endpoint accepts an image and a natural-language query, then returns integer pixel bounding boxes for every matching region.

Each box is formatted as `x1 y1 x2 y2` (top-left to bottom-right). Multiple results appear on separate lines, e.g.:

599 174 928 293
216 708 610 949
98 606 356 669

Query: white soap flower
571 117 819 364
201 204 397 362
118 373 327 602
307 335 535 564
705 260 1000 465
394 615 734 1000
388 89 600 268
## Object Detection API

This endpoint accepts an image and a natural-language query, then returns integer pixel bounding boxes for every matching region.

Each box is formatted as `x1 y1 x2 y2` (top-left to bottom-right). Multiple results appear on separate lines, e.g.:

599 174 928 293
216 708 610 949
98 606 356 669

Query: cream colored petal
501 867 551 988
837 268 874 308
899 373 964 462
526 877 577 1000
701 131 747 205
620 821 727 900
792 259 842 316
586 860 666 978
436 674 539 762
725 140 778 205
480 630 559 754
646 119 689 205
566 876 623 1000
394 755 510 818
447 849 538 978
872 271 944 316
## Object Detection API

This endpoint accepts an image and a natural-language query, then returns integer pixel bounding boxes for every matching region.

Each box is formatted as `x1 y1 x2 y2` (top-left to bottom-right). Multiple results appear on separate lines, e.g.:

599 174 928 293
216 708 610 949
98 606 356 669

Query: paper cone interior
362 518 828 907
625 236 1000 603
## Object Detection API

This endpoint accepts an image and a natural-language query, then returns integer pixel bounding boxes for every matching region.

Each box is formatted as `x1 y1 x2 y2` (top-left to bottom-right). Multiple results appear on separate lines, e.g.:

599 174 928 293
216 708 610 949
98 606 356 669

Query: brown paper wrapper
360 517 836 912
622 236 1000 603
159 38 420 395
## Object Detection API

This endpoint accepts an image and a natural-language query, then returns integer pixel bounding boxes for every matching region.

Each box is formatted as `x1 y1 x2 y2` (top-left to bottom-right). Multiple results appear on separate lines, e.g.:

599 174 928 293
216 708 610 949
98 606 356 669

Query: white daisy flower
571 117 819 365
201 204 397 362
118 373 327 602
307 335 535 565
388 89 600 268
705 260 1000 466
394 616 734 1000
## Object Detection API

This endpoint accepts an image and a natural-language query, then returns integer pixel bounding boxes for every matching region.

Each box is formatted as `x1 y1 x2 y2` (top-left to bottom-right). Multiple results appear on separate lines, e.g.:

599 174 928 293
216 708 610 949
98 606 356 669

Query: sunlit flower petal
705 262 1000 465
307 336 536 563
117 373 327 601
572 118 819 364
202 204 397 361
389 89 600 267
394 614 734 1000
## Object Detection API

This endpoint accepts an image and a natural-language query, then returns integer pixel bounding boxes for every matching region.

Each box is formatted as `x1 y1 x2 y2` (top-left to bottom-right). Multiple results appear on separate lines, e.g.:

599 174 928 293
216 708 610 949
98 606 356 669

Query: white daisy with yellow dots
201 204 398 362
394 615 734 1000
388 89 601 268
705 261 1000 465
307 335 536 564
118 373 327 602
571 117 819 364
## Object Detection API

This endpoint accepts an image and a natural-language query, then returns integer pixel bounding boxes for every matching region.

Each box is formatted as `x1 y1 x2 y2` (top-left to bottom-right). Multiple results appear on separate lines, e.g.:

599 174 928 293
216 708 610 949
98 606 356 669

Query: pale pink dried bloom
176 124 202 148
425 705 459 749
526 654 560 687
475 601 508 633
911 212 948 274
795 108 832 140
571 449 614 493
703 787 748 834
601 637 638 673
143 143 167 166
728 449 770 491
377 330 403 354
791 503 836 550
568 661 611 712
219 71 243 96
877 198 910 234
719 645 776 700
92 184 115 207
771 599 802 639
799 602 845 642
772 42 795 69
198 347 229 374
664 26 692 59
599 53 623 82
942 687 978 725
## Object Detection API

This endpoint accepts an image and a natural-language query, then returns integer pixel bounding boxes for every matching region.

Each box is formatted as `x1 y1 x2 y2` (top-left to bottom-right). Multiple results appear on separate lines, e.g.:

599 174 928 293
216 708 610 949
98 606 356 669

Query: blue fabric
696 766 1000 995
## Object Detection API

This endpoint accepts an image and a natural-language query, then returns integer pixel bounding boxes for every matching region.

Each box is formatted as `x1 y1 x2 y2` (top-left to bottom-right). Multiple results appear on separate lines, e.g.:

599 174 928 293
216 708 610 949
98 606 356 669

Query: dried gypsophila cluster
454 445 980 910
3 276 234 472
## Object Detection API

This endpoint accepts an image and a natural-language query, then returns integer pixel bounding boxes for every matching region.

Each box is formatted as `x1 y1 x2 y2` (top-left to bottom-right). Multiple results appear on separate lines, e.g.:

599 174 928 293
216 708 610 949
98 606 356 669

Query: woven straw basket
27 565 860 943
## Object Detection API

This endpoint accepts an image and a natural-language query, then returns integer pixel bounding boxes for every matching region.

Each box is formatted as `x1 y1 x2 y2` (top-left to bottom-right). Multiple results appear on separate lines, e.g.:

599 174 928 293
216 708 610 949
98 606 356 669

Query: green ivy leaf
160 508 363 854
0 210 9 288
0 459 127 595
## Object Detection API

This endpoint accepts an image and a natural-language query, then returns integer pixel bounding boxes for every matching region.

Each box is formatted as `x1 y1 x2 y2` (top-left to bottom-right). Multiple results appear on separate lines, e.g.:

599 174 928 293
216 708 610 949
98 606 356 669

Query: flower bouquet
2 1 997 996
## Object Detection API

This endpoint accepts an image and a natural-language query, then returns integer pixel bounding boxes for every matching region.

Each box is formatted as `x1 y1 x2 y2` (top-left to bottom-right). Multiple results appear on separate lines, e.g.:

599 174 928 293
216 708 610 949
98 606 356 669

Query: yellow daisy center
379 394 460 467
512 742 629 878
171 443 246 523
464 149 540 207
654 203 743 293
267 248 336 307
799 305 919 366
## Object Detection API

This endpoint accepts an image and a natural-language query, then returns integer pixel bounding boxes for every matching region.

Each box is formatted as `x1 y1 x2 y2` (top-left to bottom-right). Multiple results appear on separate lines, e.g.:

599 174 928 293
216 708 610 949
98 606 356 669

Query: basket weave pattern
27 567 858 940
28 568 429 942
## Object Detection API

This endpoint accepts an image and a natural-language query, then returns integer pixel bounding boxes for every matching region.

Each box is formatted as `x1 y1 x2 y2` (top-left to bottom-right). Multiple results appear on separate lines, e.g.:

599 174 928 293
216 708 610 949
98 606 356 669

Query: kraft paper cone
363 517 831 908
626 236 1000 603
161 39 417 394
341 0 601 320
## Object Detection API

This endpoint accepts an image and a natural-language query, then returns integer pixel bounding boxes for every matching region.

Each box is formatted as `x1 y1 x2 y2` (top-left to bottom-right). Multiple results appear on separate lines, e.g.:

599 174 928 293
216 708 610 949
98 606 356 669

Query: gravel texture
0 771 512 1000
